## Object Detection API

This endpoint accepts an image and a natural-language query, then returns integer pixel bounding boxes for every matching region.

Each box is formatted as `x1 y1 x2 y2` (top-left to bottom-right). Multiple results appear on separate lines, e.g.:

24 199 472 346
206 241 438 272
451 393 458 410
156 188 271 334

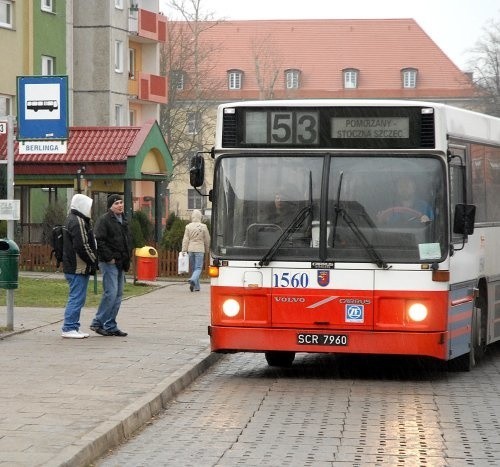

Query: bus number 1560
273 272 309 288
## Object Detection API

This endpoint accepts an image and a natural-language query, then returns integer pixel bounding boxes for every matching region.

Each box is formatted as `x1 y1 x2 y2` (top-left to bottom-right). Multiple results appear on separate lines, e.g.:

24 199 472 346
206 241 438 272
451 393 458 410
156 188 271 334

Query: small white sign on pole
19 140 67 154
0 200 20 220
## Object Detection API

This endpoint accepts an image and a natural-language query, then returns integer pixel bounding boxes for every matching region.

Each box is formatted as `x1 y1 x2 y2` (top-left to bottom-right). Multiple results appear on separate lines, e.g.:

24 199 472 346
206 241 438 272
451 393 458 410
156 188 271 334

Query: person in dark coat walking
61 194 98 339
90 194 132 337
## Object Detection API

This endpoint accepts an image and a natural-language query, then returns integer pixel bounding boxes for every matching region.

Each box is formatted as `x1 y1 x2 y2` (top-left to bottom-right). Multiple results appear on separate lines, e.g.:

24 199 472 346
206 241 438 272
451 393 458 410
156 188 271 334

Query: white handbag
177 252 189 274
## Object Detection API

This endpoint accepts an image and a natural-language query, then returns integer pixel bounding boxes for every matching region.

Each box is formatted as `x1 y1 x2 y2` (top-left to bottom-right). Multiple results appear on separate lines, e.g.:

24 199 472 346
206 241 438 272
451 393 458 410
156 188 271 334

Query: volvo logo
274 297 306 303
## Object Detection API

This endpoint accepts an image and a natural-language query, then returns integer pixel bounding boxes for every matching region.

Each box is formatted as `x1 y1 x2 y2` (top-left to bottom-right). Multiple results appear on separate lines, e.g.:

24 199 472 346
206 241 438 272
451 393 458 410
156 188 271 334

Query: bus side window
449 162 465 243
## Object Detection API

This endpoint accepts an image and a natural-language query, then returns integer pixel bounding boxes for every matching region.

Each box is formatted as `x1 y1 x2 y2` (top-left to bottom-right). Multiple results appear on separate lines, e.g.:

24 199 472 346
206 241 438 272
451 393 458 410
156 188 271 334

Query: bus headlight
408 303 428 322
222 299 240 317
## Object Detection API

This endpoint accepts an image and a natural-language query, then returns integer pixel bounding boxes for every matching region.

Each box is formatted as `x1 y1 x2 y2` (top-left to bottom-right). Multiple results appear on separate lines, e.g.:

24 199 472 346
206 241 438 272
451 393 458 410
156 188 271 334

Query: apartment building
1 0 68 116
72 0 169 234
72 0 167 127
0 0 171 243
0 0 69 237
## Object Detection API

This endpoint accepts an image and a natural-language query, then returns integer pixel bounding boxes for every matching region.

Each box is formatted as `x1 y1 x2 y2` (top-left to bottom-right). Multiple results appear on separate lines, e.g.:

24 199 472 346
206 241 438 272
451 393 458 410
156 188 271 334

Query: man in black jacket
61 194 98 339
90 194 132 337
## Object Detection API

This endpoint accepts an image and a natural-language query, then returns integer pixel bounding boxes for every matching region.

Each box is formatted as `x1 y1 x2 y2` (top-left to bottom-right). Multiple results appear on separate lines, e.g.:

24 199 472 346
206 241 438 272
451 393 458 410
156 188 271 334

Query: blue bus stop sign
16 76 69 140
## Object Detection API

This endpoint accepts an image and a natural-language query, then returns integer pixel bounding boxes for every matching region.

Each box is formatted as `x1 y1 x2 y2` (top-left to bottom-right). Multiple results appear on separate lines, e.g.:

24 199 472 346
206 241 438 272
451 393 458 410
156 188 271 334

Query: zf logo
346 304 364 323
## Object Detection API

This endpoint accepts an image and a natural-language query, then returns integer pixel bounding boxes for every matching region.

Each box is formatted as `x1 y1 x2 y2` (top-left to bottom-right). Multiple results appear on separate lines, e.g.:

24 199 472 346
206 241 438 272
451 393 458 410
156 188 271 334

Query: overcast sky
160 0 500 70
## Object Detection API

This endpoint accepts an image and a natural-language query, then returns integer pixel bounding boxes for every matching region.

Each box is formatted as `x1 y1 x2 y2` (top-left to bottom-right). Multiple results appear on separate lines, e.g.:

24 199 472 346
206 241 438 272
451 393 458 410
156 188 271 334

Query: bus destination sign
222 105 434 149
331 117 409 139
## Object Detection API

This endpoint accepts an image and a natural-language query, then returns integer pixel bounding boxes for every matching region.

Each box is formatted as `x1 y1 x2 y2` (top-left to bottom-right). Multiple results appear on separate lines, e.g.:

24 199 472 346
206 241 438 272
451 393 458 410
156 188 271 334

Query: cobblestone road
98 343 500 466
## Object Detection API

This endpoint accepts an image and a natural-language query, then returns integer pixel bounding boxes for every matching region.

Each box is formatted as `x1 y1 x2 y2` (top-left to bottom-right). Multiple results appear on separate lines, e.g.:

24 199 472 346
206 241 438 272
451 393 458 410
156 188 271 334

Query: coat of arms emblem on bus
317 270 330 287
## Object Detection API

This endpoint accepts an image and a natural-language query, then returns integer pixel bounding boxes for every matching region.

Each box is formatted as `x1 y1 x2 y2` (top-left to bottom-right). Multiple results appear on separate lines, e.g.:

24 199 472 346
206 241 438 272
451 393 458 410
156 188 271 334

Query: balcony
129 72 167 104
129 8 167 43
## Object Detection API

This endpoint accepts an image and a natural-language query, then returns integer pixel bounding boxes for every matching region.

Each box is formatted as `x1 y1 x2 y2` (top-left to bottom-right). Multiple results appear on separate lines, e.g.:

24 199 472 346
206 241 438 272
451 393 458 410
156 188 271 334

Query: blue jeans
91 262 125 332
62 273 90 332
188 252 204 291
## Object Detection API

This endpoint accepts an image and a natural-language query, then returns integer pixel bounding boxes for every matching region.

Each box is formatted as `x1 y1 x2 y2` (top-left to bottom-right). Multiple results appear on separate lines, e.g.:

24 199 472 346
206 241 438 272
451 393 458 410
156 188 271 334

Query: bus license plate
297 333 348 346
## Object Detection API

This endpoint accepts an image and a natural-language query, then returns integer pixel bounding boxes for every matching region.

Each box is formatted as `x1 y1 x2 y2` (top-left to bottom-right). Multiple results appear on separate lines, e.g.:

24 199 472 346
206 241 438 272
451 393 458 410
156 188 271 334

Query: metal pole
6 115 15 330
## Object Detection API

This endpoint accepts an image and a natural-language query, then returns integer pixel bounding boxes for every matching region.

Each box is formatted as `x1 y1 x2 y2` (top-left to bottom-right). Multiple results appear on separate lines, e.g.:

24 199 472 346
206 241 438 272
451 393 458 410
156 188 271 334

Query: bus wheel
265 351 295 367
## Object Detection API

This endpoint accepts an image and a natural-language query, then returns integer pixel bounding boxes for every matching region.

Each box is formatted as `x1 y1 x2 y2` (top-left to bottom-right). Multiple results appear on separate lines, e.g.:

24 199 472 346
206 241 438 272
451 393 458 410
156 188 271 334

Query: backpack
50 225 65 268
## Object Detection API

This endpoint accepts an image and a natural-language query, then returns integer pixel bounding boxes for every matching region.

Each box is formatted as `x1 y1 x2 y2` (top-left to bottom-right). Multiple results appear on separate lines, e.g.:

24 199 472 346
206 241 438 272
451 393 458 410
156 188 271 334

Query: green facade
32 0 67 75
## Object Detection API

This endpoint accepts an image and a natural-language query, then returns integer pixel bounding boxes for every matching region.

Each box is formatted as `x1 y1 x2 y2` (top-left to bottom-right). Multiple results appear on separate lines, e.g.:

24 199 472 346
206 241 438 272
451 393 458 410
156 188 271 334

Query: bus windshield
212 154 446 264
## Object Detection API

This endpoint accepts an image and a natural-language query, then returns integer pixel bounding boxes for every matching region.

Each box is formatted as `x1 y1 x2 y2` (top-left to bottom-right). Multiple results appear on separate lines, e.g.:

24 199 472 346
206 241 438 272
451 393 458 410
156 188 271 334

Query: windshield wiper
331 171 344 249
259 172 314 267
259 204 312 267
331 171 388 269
335 206 389 269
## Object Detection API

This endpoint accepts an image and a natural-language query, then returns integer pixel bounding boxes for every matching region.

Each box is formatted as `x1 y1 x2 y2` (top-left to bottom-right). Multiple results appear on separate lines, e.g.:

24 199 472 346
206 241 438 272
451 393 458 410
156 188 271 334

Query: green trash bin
0 238 19 289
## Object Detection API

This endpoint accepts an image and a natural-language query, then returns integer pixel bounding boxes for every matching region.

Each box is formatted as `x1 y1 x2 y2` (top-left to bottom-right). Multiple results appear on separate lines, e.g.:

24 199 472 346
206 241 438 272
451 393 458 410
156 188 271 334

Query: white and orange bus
191 99 500 370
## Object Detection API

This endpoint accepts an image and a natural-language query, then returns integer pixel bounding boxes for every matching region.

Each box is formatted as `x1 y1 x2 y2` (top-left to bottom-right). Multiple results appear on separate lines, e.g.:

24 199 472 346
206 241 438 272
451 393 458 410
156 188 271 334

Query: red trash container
135 246 158 281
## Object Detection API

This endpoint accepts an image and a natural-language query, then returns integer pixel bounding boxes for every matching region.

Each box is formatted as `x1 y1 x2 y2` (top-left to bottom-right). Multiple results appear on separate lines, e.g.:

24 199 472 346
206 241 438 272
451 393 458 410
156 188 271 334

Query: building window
402 68 418 88
115 40 123 73
0 1 13 28
188 189 204 210
115 104 123 126
187 112 201 134
228 70 243 90
129 109 136 125
41 56 55 75
343 69 358 89
128 48 136 79
0 94 12 116
41 0 54 13
285 69 300 89
171 70 185 91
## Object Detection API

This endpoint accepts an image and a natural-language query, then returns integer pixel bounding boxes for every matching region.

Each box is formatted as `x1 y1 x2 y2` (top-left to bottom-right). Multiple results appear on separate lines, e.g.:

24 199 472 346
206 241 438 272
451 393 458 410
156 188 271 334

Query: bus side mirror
189 154 205 188
453 204 476 236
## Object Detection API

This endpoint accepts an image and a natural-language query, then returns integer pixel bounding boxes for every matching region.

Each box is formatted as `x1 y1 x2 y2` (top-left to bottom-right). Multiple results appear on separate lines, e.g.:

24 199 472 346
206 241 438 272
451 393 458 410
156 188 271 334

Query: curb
46 349 223 467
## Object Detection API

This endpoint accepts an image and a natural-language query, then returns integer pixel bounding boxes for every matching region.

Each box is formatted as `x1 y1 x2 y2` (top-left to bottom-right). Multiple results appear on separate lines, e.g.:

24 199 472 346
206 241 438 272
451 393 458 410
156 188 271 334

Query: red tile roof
178 19 474 99
0 124 153 176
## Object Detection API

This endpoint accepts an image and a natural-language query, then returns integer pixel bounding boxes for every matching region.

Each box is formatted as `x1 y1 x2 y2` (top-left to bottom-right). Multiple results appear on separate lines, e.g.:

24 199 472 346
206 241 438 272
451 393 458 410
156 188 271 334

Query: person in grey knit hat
90 194 132 337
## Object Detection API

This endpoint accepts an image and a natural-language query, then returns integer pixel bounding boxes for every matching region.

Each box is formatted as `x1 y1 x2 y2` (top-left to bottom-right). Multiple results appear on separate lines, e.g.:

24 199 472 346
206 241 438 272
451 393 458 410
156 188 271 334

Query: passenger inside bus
377 176 434 226
273 191 301 226
245 185 312 248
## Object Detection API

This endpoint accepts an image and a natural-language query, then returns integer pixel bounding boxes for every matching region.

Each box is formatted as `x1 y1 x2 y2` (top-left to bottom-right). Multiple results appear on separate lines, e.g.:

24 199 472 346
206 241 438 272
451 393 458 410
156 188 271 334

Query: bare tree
160 0 224 183
467 17 500 116
252 34 283 99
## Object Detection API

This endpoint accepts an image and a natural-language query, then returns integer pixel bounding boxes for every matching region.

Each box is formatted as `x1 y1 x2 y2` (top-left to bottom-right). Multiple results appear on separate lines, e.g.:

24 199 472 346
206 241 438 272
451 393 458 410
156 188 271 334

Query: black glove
86 262 98 275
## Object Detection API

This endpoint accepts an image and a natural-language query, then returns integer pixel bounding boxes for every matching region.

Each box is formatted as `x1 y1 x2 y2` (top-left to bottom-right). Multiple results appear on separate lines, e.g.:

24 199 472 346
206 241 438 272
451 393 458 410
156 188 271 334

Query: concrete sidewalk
0 275 220 466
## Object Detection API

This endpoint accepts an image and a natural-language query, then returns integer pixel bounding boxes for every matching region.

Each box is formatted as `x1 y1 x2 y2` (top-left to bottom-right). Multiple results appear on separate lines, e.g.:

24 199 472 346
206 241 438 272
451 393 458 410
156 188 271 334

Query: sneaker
90 325 101 332
189 281 194 292
78 330 90 338
95 328 112 336
111 329 128 337
61 330 87 339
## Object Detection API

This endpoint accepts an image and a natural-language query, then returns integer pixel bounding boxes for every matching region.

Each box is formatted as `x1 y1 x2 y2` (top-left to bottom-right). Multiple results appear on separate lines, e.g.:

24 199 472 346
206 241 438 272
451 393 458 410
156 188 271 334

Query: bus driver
377 176 433 225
